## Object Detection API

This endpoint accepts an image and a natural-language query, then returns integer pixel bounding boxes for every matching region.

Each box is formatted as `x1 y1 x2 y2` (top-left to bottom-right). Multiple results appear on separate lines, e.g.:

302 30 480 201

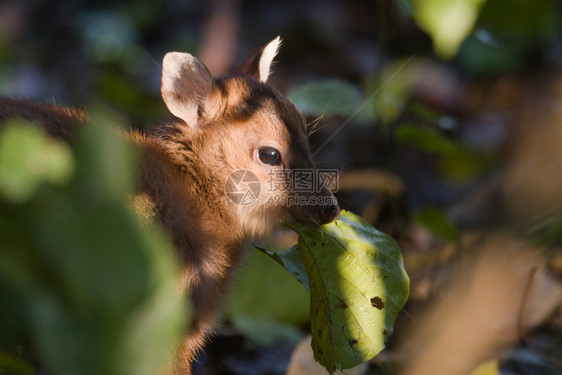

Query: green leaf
414 207 460 243
0 120 74 202
367 59 416 124
478 0 560 40
396 124 494 181
456 34 521 76
225 250 309 345
287 79 373 121
74 111 138 201
412 0 487 59
0 117 188 375
395 124 458 155
394 0 415 15
256 245 311 293
260 211 409 373
0 352 35 374
229 316 305 346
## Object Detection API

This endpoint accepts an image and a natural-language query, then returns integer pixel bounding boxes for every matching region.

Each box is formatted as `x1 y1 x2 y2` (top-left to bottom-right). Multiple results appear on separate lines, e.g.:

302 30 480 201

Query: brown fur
0 39 339 374
0 97 86 141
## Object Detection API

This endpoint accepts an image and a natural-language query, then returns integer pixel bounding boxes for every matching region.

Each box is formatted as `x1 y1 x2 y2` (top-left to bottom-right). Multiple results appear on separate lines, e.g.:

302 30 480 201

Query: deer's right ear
238 36 281 83
161 52 213 127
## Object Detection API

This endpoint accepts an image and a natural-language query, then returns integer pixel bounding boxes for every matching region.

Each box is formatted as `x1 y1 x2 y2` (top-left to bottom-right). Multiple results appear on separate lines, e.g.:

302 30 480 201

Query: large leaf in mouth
258 210 409 373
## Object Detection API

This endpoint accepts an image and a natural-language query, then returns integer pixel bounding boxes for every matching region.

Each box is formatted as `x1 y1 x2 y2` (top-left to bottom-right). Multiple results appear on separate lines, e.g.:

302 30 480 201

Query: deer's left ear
238 36 281 83
161 52 214 127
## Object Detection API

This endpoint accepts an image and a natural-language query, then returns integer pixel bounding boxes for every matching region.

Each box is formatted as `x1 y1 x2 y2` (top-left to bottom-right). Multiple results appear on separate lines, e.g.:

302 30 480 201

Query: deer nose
320 201 340 224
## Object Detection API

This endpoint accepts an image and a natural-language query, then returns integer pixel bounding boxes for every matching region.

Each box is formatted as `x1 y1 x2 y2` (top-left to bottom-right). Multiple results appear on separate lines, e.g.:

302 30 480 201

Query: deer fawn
0 37 340 374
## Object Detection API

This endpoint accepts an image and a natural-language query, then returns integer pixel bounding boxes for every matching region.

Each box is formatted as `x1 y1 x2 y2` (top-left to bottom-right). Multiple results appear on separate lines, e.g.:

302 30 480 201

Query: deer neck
138 124 248 272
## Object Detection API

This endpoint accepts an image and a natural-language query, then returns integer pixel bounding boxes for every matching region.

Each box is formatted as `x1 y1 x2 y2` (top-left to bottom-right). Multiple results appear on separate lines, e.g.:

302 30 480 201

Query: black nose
320 202 340 224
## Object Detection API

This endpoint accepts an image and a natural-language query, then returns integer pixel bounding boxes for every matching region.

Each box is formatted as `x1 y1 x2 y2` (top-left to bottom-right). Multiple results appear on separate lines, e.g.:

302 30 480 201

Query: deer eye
258 147 281 165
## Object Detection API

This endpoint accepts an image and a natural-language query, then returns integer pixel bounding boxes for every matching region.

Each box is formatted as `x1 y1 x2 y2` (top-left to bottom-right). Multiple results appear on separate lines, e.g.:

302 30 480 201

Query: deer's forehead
213 77 305 142
212 77 252 110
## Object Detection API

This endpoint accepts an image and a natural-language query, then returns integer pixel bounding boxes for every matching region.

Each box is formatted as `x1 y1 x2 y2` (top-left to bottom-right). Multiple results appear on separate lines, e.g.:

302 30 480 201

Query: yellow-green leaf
259 210 410 373
0 120 74 202
413 0 487 59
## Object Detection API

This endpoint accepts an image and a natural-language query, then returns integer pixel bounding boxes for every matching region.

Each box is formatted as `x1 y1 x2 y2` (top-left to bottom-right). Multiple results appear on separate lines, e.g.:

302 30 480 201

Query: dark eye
258 147 281 165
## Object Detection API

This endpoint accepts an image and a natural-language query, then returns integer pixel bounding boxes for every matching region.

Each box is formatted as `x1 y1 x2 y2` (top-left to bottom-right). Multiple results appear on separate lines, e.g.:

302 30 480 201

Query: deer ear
239 36 281 83
161 52 213 127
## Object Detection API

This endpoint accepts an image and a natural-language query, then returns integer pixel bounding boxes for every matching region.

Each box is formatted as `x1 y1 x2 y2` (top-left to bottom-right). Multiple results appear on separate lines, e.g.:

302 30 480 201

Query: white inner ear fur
259 36 281 83
161 52 213 127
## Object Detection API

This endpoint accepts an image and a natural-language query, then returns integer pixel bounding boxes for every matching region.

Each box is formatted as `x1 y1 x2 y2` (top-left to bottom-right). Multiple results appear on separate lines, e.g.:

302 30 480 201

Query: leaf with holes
259 210 409 373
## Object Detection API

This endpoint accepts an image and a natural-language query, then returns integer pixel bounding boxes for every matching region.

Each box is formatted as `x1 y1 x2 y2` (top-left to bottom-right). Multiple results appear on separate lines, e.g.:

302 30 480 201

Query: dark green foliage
225 250 311 346
413 207 460 243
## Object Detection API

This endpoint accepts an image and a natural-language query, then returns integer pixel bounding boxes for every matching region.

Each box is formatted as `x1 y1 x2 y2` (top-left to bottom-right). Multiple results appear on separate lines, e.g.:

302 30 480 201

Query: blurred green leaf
97 71 167 126
414 207 460 243
409 102 442 122
456 0 562 76
368 58 416 124
260 211 410 373
257 244 311 293
0 120 74 202
0 352 34 375
73 111 138 201
478 0 560 40
527 216 562 247
225 250 309 345
76 10 138 63
394 0 415 15
396 123 492 180
438 145 492 180
0 117 188 375
230 317 305 346
287 79 373 121
412 0 487 59
456 34 521 76
396 124 457 154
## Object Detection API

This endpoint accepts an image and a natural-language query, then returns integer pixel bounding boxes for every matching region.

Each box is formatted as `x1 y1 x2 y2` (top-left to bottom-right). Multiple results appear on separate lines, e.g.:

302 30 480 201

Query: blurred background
1 0 562 374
